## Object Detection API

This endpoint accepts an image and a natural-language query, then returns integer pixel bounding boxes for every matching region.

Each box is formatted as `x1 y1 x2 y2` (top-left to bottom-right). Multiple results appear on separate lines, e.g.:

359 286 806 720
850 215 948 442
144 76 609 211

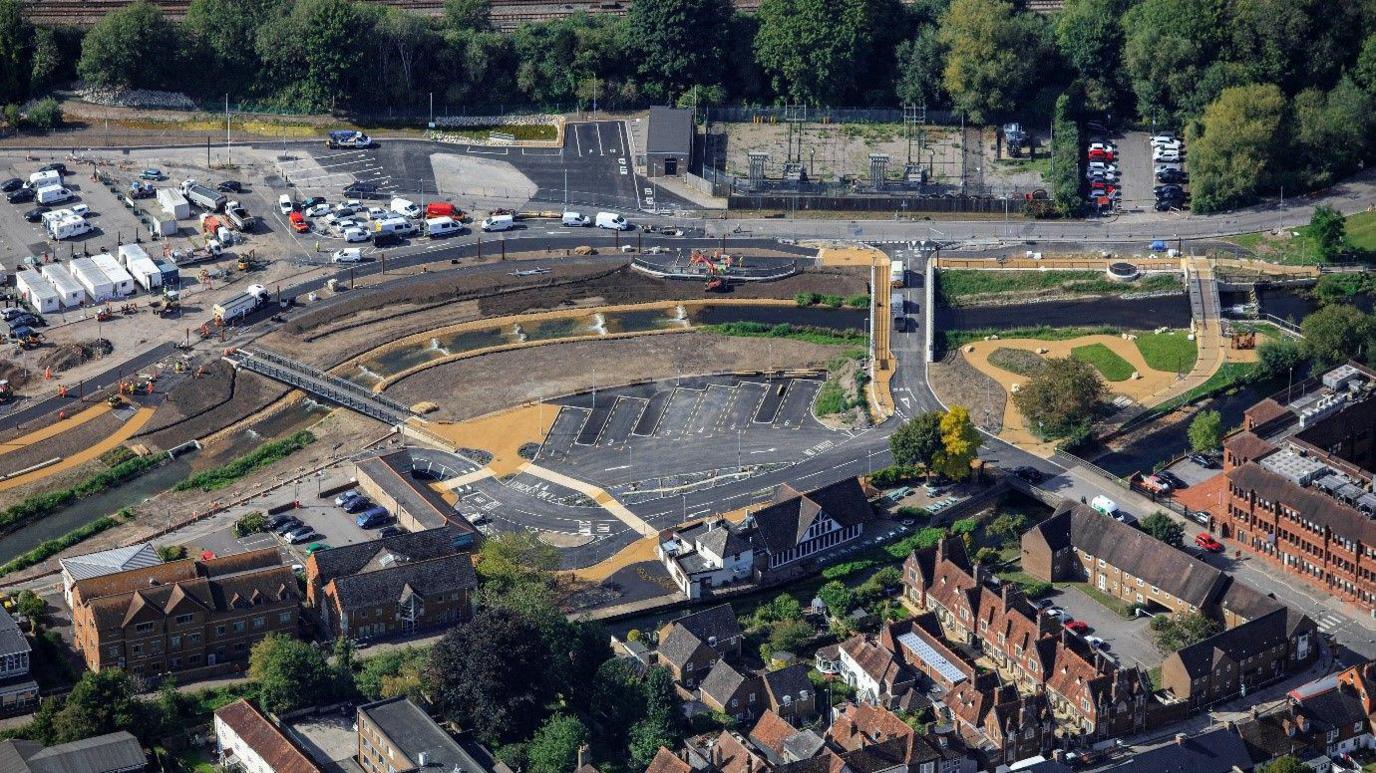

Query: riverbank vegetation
174 431 315 492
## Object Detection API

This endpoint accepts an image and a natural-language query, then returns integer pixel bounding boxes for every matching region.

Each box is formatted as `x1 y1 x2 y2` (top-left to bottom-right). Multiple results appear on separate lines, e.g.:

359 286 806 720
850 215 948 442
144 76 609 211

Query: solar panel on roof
896 631 967 685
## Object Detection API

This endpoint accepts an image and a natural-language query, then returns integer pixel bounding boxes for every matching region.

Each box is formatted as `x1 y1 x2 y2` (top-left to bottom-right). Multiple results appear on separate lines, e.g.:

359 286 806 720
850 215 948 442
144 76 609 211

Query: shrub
822 559 876 580
821 294 844 308
950 517 978 536
25 98 62 131
0 454 161 536
233 511 269 538
868 465 923 487
98 446 136 467
896 505 929 521
795 292 820 306
885 527 948 558
844 294 870 308
157 544 188 561
1018 580 1053 598
175 431 315 492
0 517 120 577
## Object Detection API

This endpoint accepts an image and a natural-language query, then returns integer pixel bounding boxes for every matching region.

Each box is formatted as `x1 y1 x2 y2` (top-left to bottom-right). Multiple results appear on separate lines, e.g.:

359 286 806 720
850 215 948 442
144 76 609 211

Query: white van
36 186 75 205
1089 495 1119 517
425 216 464 238
390 197 421 218
373 216 417 236
481 214 515 232
562 211 590 227
331 248 363 263
47 216 91 240
595 211 630 230
28 169 60 188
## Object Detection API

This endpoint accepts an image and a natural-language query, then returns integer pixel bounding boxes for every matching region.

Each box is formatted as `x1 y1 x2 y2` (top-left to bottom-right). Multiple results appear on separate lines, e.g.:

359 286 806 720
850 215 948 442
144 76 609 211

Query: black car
1156 168 1188 184
272 516 303 534
216 180 242 193
6 188 34 203
372 231 402 248
1154 184 1185 197
38 163 68 176
0 178 21 193
1154 199 1182 211
23 207 45 222
378 526 404 538
1012 465 1044 483
1188 453 1217 468
1156 470 1187 489
266 513 296 530
302 196 326 210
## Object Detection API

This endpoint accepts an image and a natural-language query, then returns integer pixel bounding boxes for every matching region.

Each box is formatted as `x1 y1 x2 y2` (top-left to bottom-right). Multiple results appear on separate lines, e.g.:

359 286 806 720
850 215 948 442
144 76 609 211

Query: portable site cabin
91 254 136 297
68 257 114 302
14 269 60 314
154 260 180 287
40 264 86 308
117 245 162 292
157 188 190 220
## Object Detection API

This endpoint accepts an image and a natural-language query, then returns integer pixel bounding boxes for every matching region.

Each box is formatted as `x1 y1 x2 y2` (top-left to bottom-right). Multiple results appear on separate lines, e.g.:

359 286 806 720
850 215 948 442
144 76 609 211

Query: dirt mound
0 361 30 389
138 361 290 449
38 339 113 371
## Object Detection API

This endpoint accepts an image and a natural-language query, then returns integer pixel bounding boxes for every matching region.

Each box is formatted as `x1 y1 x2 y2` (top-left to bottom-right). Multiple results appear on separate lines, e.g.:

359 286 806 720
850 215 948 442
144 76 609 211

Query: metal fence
705 106 961 126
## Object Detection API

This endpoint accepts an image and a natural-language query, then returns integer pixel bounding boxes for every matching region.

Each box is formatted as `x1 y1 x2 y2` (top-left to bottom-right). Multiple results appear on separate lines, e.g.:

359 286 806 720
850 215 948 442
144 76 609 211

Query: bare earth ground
926 352 1007 433
719 122 964 184
0 458 102 512
387 333 850 422
137 367 289 451
0 410 124 478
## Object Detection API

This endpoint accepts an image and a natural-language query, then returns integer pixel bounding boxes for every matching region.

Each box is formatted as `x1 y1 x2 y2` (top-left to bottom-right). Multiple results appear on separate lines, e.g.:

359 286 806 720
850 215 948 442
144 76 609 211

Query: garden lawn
1071 343 1135 381
1133 331 1198 373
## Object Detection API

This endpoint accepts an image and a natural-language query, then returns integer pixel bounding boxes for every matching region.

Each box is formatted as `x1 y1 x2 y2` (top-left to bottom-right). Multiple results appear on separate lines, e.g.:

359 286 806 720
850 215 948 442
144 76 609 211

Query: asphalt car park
1165 455 1220 488
1042 588 1163 671
1115 130 1155 211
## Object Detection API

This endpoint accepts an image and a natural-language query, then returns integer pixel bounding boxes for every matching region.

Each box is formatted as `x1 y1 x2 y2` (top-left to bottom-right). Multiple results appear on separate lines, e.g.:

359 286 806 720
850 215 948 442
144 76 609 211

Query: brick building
1208 363 1376 612
944 681 1054 766
69 548 298 677
655 604 743 689
305 526 476 640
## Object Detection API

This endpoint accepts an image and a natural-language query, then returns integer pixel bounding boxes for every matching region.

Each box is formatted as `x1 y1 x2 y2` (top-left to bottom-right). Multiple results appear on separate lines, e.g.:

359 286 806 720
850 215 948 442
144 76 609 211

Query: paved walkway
519 462 657 536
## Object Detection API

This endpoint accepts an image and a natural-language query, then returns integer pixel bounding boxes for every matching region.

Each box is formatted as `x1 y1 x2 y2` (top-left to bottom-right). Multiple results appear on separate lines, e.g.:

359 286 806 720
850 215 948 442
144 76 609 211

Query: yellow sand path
0 403 112 456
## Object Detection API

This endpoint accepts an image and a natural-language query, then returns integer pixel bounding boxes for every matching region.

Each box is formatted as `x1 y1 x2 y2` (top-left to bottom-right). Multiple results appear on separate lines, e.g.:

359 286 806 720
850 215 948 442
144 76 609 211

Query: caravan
46 215 91 240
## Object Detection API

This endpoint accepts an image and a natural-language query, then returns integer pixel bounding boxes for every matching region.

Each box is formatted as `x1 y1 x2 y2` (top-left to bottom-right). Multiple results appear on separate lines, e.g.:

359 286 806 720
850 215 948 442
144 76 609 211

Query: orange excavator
690 250 733 292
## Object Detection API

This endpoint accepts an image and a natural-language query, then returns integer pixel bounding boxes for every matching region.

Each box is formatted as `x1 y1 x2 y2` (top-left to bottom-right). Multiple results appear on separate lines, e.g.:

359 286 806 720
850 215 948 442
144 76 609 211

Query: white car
1086 161 1118 174
1084 635 1107 649
366 207 387 220
1150 135 1180 148
305 203 331 218
343 227 370 243
331 248 363 263
1154 163 1183 176
278 194 293 214
1044 607 1068 620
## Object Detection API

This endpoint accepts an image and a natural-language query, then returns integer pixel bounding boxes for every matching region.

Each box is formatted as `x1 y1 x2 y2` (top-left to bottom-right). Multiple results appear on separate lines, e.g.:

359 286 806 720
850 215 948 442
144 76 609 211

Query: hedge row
0 516 120 577
1048 89 1083 217
0 454 162 536
175 431 316 492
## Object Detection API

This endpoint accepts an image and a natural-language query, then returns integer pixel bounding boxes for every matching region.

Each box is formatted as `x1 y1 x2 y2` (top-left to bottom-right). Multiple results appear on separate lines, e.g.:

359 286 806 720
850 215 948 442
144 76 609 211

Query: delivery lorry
180 179 226 212
889 259 905 288
213 284 269 323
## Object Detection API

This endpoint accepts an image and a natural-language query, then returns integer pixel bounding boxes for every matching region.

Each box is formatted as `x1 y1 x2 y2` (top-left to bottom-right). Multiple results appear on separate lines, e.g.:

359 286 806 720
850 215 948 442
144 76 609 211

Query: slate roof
2 730 146 773
1172 608 1294 679
752 478 872 556
694 522 752 558
1037 504 1227 608
1299 682 1369 731
357 451 476 536
215 699 321 773
647 107 693 155
761 664 812 707
327 552 476 609
700 660 751 708
1099 727 1253 773
0 606 29 657
657 624 707 670
1230 462 1376 545
666 604 741 647
1246 398 1291 429
308 526 466 582
1217 579 1285 623
358 697 489 772
59 542 159 583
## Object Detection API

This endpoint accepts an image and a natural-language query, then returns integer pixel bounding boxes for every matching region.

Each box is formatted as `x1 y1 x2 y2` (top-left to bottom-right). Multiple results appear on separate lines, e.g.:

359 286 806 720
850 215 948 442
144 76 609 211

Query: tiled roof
840 635 909 688
761 664 812 707
752 478 871 556
72 547 282 605
0 607 29 657
1100 727 1252 773
215 699 321 773
664 604 741 647
1034 505 1227 608
1224 431 1276 462
700 660 750 708
1172 608 1296 679
645 747 694 773
1230 462 1376 544
84 555 295 632
1217 579 1285 623
59 542 159 582
1246 398 1291 428
657 623 706 670
773 749 847 773
308 526 467 582
709 731 768 773
827 702 913 752
327 552 475 609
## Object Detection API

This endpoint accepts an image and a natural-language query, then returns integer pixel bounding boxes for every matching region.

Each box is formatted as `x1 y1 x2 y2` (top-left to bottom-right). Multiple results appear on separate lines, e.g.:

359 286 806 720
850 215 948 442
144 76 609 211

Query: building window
279 611 293 624
134 622 155 634
175 613 193 625
253 616 265 630
233 620 245 633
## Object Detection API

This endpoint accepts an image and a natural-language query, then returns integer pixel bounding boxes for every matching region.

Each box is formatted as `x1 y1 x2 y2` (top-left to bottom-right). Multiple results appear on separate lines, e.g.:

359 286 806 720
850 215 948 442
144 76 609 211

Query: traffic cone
44 367 51 380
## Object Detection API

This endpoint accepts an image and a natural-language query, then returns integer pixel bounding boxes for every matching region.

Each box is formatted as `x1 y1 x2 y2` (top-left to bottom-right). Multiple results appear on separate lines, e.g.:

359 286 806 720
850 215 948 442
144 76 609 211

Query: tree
934 406 980 480
183 0 274 94
1255 338 1308 381
1188 409 1223 453
895 27 945 108
1292 78 1376 190
443 0 491 31
817 580 853 615
477 531 561 587
1308 205 1347 261
429 607 554 744
889 411 943 469
248 633 335 715
24 97 60 130
15 589 45 628
1011 356 1104 437
629 0 731 101
754 0 878 105
756 593 803 625
1262 756 1308 773
1187 83 1286 213
1358 34 1376 94
255 0 373 112
355 646 429 701
629 667 681 769
1150 611 1220 653
526 714 588 773
1121 0 1223 122
78 0 179 89
29 27 61 93
50 669 142 743
1054 0 1127 112
1139 511 1184 548
938 0 1047 122
767 619 814 655
1301 305 1375 369
0 0 30 104
987 513 1028 545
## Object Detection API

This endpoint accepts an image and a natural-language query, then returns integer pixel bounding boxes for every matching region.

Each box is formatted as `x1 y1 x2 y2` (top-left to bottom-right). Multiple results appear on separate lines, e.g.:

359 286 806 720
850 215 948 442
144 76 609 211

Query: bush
98 446 136 467
844 294 870 308
156 544 188 561
950 517 978 536
821 294 844 308
702 322 867 347
885 527 948 558
0 454 161 536
233 511 269 538
0 517 120 577
822 559 876 580
175 431 315 492
1017 580 1053 598
795 292 820 306
868 465 923 487
25 98 62 131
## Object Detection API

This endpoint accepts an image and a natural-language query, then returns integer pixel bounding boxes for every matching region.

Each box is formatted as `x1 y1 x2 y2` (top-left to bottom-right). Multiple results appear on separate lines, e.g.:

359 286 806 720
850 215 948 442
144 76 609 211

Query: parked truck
326 130 373 149
180 179 226 212
224 201 255 231
889 259 905 288
213 284 269 323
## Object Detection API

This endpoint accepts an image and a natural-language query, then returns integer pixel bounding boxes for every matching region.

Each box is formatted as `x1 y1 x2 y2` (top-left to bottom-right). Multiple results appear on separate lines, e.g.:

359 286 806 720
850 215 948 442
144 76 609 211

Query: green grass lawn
1228 210 1376 264
943 325 1122 350
1343 210 1376 252
1064 582 1136 618
1071 343 1135 381
1133 331 1198 373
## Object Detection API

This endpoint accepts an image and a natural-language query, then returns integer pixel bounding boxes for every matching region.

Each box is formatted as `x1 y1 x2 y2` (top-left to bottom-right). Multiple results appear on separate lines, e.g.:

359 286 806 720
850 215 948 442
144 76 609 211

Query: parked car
343 497 372 513
1156 168 1188 184
1195 532 1224 552
278 194 295 214
305 542 330 555
343 227 370 243
39 163 69 176
1044 607 1068 620
334 490 361 507
273 516 303 535
1140 475 1172 495
216 180 242 193
1150 134 1178 147
289 210 308 233
7 188 34 203
305 203 331 218
378 526 404 538
1192 511 1211 525
1064 619 1090 634
22 207 45 222
302 196 326 210
139 168 164 180
1012 466 1043 483
285 526 318 544
1154 163 1184 176
1156 470 1187 489
1084 635 1107 649
1188 453 1217 468
0 178 21 193
266 513 297 530
1153 149 1182 163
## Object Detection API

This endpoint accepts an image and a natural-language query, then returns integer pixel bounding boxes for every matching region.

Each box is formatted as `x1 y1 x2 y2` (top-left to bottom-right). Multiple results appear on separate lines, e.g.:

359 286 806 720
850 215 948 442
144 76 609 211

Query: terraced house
69 548 298 677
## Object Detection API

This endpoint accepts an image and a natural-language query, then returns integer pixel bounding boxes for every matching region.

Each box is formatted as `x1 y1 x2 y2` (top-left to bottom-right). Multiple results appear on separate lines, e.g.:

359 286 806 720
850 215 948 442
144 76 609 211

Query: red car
1195 532 1224 552
288 210 308 233
1064 619 1089 634
1087 148 1114 162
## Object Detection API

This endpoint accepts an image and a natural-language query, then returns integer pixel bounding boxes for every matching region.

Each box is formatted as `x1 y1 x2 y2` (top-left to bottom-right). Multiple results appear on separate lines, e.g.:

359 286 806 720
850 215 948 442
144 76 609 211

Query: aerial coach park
3 13 1376 773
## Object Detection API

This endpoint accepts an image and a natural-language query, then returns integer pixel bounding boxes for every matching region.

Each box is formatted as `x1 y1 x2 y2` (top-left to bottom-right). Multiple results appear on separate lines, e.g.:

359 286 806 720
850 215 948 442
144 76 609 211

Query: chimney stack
577 744 590 769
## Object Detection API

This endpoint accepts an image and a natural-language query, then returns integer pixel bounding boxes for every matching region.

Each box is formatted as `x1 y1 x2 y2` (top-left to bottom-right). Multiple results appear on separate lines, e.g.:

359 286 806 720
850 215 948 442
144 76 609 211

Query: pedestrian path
519 462 657 537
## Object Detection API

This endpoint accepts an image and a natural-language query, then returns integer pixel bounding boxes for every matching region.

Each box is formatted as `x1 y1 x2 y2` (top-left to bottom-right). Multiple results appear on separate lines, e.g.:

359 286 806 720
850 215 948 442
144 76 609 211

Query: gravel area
927 351 1006 432
387 332 847 422
0 411 125 478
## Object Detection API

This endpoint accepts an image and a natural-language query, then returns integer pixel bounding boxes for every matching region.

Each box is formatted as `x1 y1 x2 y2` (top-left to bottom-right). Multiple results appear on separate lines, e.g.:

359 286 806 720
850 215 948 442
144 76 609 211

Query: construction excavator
690 250 734 292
